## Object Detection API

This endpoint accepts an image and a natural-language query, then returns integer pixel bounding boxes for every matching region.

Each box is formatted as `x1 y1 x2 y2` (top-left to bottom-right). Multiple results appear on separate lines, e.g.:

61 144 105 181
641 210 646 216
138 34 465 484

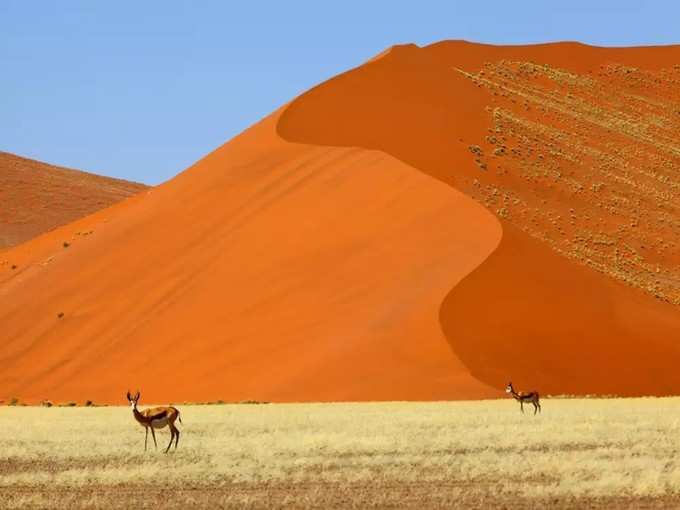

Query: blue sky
2 1 677 184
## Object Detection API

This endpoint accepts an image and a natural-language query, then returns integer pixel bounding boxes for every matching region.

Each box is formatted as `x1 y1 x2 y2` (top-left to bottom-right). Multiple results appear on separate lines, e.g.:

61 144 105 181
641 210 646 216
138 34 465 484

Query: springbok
505 382 541 415
126 390 182 453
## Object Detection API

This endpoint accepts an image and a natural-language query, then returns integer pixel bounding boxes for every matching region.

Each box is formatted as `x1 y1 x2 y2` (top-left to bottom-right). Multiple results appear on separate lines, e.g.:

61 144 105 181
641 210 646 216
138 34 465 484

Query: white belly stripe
151 418 169 428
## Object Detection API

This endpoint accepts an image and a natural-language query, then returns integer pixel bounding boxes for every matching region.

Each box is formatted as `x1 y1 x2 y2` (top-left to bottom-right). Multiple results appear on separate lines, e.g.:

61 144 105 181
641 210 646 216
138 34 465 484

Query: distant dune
1 41 679 404
0 151 146 249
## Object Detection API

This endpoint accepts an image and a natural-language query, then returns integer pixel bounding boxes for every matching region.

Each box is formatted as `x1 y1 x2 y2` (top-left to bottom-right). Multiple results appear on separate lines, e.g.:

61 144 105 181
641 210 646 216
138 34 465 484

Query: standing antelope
506 382 541 415
126 390 182 453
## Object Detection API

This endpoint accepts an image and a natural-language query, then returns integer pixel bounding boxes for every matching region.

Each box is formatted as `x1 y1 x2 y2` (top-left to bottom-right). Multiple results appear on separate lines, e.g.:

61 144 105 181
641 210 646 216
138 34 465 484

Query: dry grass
2 398 680 508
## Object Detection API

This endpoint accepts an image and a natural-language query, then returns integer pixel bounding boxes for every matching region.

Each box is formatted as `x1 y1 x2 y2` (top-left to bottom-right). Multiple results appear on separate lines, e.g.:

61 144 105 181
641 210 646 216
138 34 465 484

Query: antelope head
505 382 513 394
126 390 141 409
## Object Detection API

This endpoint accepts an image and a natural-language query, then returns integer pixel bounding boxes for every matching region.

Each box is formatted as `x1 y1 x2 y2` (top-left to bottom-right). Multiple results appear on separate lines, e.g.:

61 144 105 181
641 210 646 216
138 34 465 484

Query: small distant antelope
505 382 541 415
126 390 182 453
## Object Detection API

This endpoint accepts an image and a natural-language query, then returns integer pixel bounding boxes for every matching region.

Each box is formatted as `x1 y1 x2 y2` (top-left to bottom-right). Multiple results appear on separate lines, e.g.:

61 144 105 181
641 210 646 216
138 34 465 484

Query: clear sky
2 1 677 184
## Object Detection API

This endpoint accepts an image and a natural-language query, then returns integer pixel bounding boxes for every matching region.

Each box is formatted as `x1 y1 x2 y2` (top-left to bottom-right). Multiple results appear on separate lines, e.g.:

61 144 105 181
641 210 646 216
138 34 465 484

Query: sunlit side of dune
0 111 500 404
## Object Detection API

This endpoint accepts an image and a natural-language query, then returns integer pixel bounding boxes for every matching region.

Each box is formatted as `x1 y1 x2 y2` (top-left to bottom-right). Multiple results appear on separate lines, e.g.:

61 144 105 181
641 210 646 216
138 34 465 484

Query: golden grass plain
3 398 680 509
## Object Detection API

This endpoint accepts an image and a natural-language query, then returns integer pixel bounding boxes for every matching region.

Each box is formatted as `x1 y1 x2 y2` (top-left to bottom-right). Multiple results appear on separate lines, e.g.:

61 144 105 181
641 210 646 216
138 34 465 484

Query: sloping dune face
279 41 680 397
0 111 500 404
0 151 146 249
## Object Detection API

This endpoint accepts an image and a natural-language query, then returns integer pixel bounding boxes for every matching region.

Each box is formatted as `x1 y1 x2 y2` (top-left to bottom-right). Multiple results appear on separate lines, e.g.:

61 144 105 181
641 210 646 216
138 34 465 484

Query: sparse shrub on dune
458 59 680 305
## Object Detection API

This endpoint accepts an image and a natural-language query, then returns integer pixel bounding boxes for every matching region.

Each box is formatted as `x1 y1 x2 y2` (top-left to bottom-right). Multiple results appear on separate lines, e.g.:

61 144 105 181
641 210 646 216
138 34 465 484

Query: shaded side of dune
440 223 680 396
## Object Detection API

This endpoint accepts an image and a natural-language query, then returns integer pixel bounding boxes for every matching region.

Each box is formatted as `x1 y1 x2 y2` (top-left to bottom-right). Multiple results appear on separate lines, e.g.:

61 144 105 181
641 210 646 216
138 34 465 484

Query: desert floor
2 398 680 509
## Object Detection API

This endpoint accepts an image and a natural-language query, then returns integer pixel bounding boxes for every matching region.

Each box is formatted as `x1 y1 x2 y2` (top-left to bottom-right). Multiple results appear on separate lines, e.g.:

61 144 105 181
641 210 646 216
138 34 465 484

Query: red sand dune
1 41 679 404
0 151 146 249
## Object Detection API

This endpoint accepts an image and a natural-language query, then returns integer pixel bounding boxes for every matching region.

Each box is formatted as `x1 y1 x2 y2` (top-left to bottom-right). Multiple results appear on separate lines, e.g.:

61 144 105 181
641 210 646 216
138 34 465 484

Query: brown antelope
506 382 541 415
126 390 182 453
